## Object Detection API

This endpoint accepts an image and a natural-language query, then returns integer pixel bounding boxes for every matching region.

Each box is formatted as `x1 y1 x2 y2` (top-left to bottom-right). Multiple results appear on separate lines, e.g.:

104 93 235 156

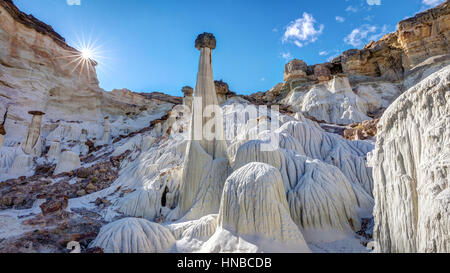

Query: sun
81 48 93 60
58 32 111 81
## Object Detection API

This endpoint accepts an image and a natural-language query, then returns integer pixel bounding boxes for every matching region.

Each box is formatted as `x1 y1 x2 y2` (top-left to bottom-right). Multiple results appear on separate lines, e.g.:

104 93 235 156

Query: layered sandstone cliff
0 0 179 178
250 1 450 126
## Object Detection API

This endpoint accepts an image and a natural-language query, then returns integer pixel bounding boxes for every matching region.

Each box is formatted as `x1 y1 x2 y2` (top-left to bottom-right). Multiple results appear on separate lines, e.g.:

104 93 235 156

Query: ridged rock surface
234 142 373 236
202 163 310 253
276 120 374 195
54 151 81 175
372 66 449 253
91 218 176 253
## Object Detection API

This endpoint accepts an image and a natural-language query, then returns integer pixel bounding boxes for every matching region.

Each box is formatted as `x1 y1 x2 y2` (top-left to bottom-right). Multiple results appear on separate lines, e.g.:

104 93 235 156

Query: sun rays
56 30 112 83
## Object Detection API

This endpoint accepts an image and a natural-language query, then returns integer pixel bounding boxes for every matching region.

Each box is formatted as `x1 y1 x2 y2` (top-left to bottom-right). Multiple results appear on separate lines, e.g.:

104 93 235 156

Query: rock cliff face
371 66 449 253
0 0 179 179
398 2 450 69
250 1 450 126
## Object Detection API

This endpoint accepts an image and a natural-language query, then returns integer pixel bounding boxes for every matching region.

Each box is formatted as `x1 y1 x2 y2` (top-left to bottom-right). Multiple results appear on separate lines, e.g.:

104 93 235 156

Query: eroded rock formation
177 33 229 220
234 141 373 237
249 2 450 126
91 218 176 253
202 163 310 253
0 0 449 254
182 86 194 111
54 151 81 175
21 111 44 156
372 66 449 253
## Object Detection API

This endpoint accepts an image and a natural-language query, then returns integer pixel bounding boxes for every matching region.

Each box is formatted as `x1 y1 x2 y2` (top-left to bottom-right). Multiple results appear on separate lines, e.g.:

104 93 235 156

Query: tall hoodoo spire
21 110 45 156
190 32 226 159
177 33 229 220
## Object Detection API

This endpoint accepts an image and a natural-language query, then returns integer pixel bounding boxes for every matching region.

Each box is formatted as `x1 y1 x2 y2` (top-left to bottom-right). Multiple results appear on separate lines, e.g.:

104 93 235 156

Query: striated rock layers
177 33 229 220
0 0 180 178
0 0 178 140
398 2 450 70
372 66 449 253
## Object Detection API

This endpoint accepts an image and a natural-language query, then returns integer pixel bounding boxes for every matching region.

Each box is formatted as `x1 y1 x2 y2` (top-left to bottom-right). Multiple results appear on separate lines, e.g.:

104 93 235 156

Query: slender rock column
190 32 226 159
182 86 194 111
21 111 44 155
101 116 111 144
80 129 89 156
177 33 229 220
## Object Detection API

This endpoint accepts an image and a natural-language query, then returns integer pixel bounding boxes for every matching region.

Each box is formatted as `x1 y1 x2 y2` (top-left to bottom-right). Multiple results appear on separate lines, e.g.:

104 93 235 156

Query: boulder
40 196 69 215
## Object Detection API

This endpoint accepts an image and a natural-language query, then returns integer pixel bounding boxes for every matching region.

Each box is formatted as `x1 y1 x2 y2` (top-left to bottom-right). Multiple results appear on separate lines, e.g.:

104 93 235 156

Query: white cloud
344 24 377 47
346 6 358 13
281 52 292 60
422 0 445 6
369 25 389 41
336 16 345 23
282 12 324 48
272 28 278 32
344 24 390 47
319 51 329 56
327 54 340 62
367 0 381 6
67 0 81 5
260 77 266 82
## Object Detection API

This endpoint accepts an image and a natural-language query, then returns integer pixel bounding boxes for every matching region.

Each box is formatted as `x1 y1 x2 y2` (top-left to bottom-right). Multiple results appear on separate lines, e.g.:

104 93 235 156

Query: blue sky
14 0 446 96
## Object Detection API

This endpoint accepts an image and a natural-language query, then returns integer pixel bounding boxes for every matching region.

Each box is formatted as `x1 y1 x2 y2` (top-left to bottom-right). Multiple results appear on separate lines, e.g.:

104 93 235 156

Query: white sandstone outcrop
202 163 310 253
0 1 179 178
100 117 111 145
54 151 81 175
234 142 373 238
47 140 61 162
91 218 176 253
284 76 380 125
168 214 218 241
372 65 450 253
8 153 34 176
182 86 194 111
276 120 374 195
